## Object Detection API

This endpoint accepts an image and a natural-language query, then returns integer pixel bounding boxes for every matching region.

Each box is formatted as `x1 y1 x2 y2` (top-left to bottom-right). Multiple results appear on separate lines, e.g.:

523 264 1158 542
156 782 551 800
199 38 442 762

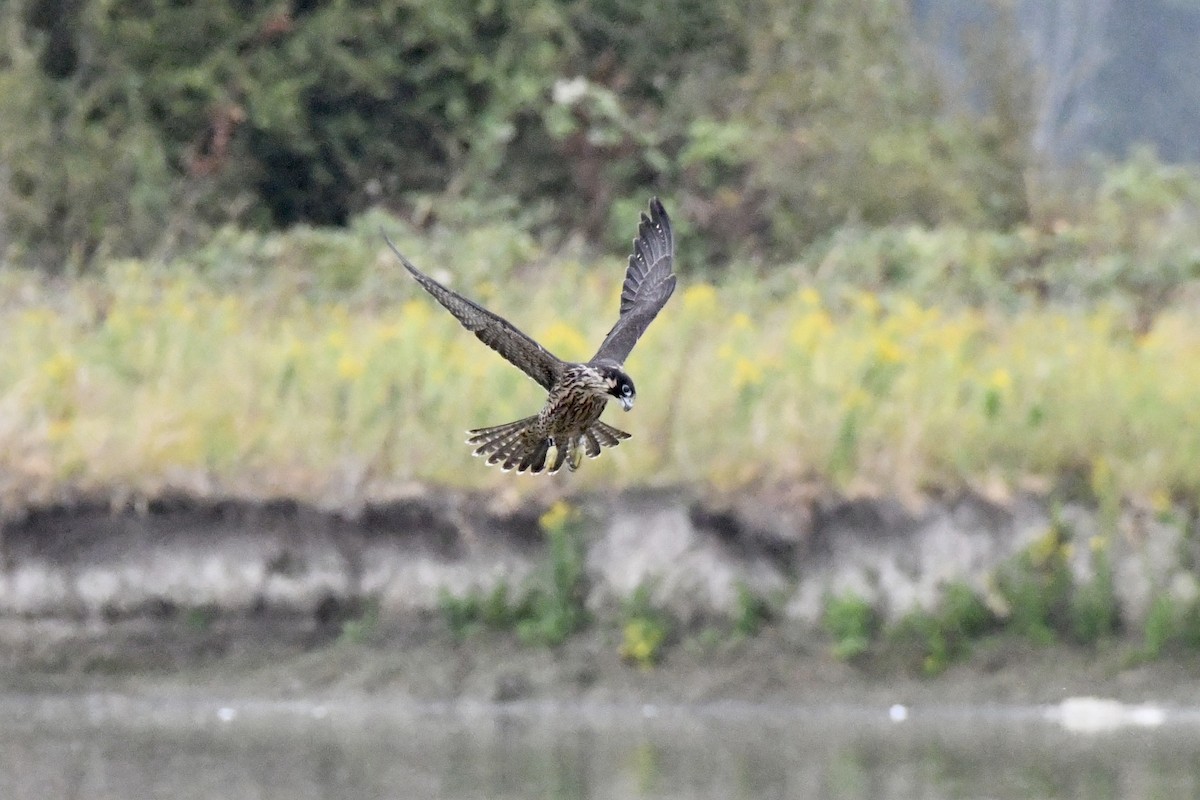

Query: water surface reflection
1 695 1197 799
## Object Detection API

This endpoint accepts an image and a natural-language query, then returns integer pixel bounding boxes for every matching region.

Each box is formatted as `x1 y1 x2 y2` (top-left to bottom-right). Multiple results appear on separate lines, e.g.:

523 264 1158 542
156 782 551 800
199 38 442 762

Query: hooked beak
619 396 634 411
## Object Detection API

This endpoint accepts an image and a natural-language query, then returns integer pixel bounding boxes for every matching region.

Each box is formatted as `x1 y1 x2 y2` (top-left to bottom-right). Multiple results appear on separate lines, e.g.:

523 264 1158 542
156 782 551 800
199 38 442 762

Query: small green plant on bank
618 584 671 669
732 582 775 637
438 581 528 640
517 500 590 646
992 508 1121 647
994 514 1073 644
1141 595 1177 660
891 582 997 676
437 588 478 640
1139 591 1200 660
339 598 380 644
823 591 877 660
437 501 589 647
881 510 1120 675
183 604 218 633
1069 537 1119 644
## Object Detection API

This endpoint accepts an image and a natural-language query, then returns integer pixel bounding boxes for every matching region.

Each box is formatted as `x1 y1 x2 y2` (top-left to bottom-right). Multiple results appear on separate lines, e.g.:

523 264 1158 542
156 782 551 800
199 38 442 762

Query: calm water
2 694 1199 799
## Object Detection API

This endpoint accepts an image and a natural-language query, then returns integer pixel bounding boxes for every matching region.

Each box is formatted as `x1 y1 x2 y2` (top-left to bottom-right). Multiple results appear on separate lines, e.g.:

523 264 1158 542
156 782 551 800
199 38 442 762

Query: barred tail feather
590 421 631 449
583 429 601 458
466 418 631 475
467 416 551 474
466 417 535 449
565 421 632 472
517 438 551 473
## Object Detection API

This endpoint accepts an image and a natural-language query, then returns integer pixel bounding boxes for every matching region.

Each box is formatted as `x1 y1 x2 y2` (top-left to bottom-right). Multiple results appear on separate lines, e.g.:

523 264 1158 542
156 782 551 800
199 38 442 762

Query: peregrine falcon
384 197 677 474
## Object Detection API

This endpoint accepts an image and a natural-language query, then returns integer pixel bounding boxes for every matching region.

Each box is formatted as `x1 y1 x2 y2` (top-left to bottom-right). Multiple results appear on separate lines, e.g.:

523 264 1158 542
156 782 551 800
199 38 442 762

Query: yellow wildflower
19 308 57 329
337 353 365 381
280 336 307 363
539 499 576 533
619 618 665 668
1090 456 1112 494
732 357 764 390
1149 489 1172 516
42 351 78 384
538 321 589 357
164 283 197 324
105 308 132 337
790 311 834 348
875 337 905 365
329 303 351 327
375 320 404 343
987 368 1012 392
852 291 881 316
844 387 871 410
1028 528 1063 568
401 298 431 326
47 417 73 443
217 296 243 333
326 329 348 350
682 283 718 315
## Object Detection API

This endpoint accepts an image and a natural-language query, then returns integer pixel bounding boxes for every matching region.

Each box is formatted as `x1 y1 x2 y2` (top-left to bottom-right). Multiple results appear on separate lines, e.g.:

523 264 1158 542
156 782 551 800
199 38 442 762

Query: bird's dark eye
622 384 633 397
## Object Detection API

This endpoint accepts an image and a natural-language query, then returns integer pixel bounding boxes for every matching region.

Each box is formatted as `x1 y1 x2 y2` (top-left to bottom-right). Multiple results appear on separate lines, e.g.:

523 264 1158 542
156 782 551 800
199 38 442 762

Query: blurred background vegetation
8 0 1200 680
4 0 1200 505
4 0 1198 274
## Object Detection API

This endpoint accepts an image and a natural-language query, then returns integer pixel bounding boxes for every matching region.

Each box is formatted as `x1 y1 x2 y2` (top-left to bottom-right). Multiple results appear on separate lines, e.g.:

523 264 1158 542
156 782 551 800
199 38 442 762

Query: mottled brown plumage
385 197 676 474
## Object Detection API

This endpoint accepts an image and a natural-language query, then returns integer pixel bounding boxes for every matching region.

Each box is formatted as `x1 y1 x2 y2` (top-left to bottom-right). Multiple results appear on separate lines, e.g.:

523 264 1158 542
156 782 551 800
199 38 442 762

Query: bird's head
595 362 636 411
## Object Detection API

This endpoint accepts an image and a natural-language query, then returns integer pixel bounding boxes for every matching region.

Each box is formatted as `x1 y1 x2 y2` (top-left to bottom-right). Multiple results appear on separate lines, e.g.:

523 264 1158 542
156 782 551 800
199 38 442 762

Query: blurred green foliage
435 500 590 647
822 591 877 660
1138 591 1200 661
994 518 1074 645
438 581 530 640
890 582 996 676
618 584 671 668
731 582 774 637
0 0 1035 271
338 598 381 644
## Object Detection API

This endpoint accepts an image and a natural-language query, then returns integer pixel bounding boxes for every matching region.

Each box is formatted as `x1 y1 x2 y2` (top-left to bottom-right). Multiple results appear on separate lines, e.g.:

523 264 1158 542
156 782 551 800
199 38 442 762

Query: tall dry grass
1 215 1196 510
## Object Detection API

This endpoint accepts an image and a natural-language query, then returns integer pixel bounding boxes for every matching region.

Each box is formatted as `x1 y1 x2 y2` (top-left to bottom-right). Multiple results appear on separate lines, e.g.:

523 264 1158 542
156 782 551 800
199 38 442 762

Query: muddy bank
2 487 1199 702
5 609 1200 708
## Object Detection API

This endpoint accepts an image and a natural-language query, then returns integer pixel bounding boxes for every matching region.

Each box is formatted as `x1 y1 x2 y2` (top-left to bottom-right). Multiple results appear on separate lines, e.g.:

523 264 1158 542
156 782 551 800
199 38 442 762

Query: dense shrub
1 0 576 269
1 0 1032 271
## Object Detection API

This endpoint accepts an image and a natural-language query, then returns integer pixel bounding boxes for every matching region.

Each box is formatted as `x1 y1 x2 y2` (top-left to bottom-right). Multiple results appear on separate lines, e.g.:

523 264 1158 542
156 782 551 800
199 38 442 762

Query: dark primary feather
383 235 564 390
619 197 674 315
592 197 677 364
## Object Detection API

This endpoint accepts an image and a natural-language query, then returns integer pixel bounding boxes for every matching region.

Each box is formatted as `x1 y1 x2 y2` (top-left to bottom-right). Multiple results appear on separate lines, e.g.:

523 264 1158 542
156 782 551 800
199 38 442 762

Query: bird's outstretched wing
591 197 677 365
384 236 565 391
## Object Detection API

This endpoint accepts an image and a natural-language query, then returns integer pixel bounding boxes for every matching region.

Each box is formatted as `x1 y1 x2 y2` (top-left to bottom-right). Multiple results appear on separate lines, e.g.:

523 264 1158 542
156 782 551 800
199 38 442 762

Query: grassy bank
2 209 1200 507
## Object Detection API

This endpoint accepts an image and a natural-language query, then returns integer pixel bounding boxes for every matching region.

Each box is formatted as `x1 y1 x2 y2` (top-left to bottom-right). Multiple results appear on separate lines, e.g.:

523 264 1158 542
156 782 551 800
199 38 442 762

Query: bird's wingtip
381 231 422 275
380 227 401 253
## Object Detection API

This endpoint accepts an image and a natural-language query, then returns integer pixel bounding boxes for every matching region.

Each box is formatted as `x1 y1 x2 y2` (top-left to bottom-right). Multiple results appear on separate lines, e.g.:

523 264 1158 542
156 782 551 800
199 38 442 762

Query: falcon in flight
384 197 676 474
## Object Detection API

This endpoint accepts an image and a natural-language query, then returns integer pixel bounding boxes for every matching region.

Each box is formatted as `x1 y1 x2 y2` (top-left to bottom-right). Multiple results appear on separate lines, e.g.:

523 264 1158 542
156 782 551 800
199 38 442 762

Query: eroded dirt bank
2 486 1199 704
